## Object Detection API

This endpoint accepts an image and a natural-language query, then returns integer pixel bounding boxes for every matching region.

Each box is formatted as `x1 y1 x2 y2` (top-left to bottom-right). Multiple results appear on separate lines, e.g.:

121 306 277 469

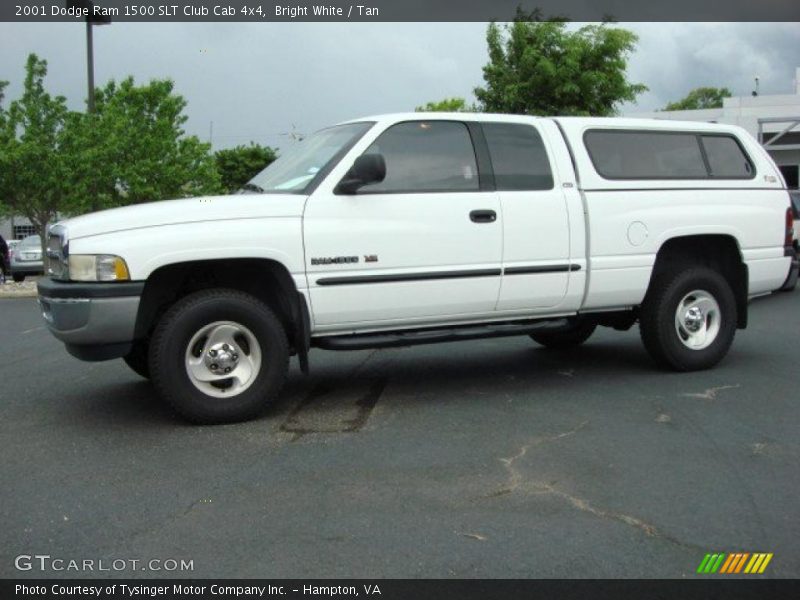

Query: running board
313 318 571 351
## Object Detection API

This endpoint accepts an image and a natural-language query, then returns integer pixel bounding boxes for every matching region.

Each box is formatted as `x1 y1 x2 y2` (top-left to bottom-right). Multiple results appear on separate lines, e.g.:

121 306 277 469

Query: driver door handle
470 209 497 224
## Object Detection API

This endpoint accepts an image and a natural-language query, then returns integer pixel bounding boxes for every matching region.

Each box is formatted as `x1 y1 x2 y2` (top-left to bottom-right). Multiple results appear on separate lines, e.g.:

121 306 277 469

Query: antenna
279 123 306 142
752 76 760 97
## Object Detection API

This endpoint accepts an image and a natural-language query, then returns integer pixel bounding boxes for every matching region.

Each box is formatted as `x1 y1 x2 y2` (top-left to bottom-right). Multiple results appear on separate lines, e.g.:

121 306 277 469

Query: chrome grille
46 226 69 280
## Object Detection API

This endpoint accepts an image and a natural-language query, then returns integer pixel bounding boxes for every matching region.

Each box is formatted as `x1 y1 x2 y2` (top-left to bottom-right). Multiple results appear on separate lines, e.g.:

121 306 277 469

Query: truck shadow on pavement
66 336 758 429
68 339 638 422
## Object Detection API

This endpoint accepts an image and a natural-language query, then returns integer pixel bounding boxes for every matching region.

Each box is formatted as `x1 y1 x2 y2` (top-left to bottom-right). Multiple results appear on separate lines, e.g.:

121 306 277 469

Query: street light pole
86 17 95 113
67 1 111 113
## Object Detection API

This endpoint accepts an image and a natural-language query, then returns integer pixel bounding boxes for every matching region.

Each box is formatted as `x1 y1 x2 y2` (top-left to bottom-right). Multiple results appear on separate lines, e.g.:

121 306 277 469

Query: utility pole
67 1 111 113
67 1 111 213
86 16 95 112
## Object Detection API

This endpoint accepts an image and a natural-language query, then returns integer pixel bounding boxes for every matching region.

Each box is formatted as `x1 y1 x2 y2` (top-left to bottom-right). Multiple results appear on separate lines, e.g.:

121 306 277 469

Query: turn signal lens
68 255 130 281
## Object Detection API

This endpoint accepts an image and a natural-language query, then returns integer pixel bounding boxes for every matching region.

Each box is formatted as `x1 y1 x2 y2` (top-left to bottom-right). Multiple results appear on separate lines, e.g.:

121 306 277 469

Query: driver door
303 119 503 331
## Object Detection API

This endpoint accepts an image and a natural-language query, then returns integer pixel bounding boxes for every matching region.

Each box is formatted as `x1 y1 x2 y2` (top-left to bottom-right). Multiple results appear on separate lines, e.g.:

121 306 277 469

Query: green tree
0 79 10 220
664 87 732 111
474 11 646 116
415 97 473 112
0 54 73 255
67 77 221 213
214 143 277 193
0 55 222 257
0 79 8 140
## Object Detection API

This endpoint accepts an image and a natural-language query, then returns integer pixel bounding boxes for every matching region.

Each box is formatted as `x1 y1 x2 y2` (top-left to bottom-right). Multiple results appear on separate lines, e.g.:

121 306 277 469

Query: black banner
3 579 800 600
3 0 800 22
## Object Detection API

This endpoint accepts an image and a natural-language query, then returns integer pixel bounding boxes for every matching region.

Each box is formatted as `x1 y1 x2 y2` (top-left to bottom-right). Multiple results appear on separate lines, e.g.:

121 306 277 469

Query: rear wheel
640 266 736 371
149 289 289 424
530 319 597 349
12 273 24 283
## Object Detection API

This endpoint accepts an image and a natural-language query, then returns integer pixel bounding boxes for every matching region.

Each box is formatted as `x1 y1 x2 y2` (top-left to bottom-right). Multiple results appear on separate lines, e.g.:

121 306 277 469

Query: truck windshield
244 122 373 194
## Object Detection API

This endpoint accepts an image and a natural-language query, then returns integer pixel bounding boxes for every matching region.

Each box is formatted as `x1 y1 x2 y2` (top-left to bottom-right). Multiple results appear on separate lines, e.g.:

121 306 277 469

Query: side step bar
313 318 571 351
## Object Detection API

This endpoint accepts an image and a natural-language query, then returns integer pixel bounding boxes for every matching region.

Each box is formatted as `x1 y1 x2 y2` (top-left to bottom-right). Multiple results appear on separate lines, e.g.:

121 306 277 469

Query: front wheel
12 273 25 283
639 266 737 371
149 289 289 424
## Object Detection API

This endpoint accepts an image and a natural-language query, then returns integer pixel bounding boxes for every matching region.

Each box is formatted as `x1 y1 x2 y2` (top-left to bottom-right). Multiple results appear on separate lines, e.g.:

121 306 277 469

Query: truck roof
341 112 747 136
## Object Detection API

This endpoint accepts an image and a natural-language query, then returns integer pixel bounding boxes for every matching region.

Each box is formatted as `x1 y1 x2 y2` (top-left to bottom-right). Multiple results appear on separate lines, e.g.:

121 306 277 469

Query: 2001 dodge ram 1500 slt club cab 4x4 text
38 114 795 423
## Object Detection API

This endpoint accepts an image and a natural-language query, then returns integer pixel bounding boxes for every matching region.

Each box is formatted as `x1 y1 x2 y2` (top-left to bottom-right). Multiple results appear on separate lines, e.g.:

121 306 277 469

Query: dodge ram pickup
38 114 795 423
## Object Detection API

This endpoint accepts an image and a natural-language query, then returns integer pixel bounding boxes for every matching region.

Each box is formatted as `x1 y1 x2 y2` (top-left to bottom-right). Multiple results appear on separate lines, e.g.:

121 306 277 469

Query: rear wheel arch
648 234 748 329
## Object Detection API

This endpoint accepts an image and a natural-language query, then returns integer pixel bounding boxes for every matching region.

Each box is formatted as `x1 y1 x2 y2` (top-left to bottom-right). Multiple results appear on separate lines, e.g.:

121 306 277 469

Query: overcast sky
1 22 798 150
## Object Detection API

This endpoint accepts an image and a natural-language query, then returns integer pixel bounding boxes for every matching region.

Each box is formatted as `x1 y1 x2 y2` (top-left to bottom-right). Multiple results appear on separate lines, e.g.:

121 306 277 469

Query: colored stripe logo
697 552 773 574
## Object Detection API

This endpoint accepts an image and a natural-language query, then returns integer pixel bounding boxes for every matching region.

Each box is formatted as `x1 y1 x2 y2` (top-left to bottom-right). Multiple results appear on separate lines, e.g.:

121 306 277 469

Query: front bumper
37 277 144 361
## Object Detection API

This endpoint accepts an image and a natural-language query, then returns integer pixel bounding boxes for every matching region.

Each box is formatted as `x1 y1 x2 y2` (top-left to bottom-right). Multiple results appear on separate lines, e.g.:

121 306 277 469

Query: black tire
640 266 737 371
779 248 798 292
530 320 597 349
12 273 25 283
123 341 150 379
149 288 289 424
781 269 798 292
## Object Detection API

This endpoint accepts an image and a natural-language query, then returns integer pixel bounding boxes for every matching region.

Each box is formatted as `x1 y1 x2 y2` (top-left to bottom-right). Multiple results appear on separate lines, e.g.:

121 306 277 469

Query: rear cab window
583 129 755 180
482 122 554 191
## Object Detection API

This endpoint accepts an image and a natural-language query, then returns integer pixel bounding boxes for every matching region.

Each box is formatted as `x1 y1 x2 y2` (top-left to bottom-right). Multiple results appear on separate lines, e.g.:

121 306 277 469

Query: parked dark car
0 234 9 283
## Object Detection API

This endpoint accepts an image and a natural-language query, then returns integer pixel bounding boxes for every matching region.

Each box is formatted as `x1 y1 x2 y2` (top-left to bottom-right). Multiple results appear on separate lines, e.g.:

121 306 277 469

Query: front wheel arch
134 258 310 372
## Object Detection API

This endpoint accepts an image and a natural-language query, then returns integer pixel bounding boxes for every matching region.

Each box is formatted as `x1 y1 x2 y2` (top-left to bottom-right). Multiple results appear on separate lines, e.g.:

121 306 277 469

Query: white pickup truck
38 114 795 423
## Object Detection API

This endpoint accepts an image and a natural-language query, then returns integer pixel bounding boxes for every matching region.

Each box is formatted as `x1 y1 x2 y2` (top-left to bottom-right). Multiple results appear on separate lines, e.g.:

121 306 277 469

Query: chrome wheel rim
674 290 721 350
185 321 262 398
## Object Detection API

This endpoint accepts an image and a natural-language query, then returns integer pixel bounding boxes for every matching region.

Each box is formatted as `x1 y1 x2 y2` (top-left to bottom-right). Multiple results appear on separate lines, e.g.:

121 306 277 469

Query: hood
62 194 306 239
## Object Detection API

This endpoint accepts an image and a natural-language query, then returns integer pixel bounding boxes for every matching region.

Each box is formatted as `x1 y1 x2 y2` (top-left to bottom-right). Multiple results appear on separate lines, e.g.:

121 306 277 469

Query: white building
628 67 800 188
0 214 38 241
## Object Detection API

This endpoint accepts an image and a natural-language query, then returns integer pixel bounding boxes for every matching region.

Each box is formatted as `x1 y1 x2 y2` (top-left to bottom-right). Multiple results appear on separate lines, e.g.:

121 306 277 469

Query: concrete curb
0 282 39 299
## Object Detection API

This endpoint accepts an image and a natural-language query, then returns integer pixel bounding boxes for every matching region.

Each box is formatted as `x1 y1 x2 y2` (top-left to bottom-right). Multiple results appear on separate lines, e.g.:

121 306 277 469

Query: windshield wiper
238 182 265 194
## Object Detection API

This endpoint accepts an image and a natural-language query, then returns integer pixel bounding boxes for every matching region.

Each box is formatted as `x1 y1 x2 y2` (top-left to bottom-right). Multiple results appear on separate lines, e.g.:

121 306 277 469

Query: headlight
68 255 131 282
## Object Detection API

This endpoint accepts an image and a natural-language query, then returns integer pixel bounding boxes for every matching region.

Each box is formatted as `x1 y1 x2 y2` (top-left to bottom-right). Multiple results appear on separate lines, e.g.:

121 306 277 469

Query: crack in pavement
484 420 703 551
529 482 658 537
457 531 488 542
488 420 589 497
681 384 740 400
183 498 213 516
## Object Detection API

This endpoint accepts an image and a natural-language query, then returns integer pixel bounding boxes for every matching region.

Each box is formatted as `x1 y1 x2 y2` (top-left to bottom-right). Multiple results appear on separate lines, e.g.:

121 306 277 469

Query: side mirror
335 153 386 194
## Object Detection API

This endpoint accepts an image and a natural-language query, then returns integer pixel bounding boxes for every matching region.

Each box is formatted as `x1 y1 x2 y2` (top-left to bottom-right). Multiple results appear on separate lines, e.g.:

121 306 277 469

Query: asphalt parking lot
1 291 798 579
